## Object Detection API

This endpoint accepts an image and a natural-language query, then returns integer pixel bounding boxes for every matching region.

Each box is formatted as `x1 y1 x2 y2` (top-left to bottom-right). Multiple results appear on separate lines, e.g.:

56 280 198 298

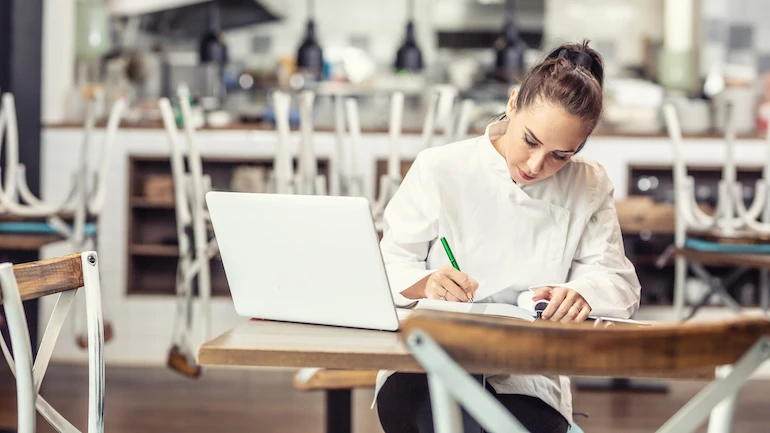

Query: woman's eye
524 136 537 148
552 153 568 161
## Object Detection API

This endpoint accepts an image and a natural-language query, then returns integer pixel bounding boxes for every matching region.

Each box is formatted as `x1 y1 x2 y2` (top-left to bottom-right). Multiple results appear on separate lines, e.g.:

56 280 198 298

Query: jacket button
590 215 598 223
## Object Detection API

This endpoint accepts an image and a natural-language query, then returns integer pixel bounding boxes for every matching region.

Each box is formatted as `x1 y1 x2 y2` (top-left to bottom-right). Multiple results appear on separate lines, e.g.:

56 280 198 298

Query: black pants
377 373 569 433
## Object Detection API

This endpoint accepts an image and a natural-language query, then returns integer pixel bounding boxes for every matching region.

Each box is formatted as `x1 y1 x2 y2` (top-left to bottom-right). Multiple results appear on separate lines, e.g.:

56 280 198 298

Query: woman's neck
490 131 516 183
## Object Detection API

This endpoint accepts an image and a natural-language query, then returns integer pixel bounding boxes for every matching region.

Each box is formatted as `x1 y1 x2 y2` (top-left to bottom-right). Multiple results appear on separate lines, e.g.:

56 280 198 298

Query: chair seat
674 247 770 269
685 237 770 254
0 222 97 237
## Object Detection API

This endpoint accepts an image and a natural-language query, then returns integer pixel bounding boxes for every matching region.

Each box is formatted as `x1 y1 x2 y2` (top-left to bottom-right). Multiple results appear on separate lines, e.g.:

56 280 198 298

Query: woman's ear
505 88 519 117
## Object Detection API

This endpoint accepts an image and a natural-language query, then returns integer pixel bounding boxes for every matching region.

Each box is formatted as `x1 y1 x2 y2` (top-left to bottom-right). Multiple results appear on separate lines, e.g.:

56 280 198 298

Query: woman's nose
528 153 545 174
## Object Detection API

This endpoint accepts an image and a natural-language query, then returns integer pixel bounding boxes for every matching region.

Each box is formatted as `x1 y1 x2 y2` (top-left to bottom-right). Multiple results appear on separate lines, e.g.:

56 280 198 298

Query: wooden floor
2 363 770 432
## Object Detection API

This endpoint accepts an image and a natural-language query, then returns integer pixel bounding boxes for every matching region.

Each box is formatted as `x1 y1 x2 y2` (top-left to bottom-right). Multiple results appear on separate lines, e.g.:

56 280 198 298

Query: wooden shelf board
130 198 176 209
129 244 180 257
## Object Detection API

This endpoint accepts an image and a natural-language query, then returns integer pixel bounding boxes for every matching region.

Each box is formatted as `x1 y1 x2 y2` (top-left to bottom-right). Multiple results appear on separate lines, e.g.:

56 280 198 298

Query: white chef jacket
374 120 642 424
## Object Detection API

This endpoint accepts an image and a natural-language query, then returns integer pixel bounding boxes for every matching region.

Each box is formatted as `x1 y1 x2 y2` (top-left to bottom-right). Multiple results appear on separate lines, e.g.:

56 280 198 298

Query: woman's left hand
532 286 591 323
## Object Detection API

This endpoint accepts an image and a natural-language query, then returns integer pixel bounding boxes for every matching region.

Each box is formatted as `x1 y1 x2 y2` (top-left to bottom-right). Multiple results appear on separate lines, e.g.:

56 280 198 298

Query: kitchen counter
44 121 767 140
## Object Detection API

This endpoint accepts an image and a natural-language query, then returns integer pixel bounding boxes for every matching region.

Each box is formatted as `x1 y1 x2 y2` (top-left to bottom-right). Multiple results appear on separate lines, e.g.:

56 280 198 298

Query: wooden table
198 313 769 433
198 319 417 372
198 319 417 433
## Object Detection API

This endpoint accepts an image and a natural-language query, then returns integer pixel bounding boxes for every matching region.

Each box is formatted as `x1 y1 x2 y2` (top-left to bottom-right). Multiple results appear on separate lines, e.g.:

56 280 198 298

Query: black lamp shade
297 20 323 76
495 19 525 76
199 31 228 64
395 21 423 71
137 0 280 38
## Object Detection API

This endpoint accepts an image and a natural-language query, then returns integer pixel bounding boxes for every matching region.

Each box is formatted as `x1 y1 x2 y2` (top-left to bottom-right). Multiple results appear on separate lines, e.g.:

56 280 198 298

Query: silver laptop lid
206 192 399 331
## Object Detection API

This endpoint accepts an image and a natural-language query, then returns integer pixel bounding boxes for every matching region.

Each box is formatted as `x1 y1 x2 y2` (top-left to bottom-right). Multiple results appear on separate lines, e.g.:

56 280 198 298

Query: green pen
440 237 473 302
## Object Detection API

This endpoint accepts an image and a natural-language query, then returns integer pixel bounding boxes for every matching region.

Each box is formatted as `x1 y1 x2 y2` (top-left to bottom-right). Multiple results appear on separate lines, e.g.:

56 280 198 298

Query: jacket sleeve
559 172 642 319
379 153 440 307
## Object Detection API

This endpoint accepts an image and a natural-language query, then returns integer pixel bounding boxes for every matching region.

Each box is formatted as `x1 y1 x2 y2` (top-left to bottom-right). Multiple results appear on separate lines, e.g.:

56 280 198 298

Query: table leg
326 389 352 433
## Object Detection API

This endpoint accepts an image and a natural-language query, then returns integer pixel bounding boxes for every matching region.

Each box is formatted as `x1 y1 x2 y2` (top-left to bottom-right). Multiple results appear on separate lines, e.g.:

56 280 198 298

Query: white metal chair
421 85 457 150
296 90 328 196
370 92 405 226
663 103 770 320
0 92 122 348
158 92 219 378
401 311 770 433
0 251 106 433
341 97 367 198
266 89 328 196
269 90 297 195
343 90 475 230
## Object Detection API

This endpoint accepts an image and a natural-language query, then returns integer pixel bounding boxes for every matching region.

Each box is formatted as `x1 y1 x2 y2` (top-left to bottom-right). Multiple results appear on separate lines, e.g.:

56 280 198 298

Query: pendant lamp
297 0 323 79
494 0 525 81
395 0 423 71
199 1 227 65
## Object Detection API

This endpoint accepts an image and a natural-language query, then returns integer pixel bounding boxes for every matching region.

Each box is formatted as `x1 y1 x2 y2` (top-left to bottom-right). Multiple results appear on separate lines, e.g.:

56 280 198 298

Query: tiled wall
700 0 770 76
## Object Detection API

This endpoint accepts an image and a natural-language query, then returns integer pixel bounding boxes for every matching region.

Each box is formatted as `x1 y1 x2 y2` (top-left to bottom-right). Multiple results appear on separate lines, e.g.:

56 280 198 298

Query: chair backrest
272 90 295 194
158 97 193 243
0 93 124 223
297 90 317 194
0 252 105 433
0 93 20 206
400 310 770 379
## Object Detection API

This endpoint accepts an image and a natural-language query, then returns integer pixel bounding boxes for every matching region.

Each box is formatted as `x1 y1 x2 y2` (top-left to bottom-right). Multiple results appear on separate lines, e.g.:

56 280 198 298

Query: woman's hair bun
545 40 604 87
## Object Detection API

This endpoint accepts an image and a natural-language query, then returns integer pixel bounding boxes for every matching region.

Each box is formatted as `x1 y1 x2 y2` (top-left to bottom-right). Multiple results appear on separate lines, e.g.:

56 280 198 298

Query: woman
376 41 641 433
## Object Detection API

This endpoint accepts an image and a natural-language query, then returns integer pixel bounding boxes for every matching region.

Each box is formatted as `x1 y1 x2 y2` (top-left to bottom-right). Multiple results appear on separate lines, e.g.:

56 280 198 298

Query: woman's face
492 88 590 185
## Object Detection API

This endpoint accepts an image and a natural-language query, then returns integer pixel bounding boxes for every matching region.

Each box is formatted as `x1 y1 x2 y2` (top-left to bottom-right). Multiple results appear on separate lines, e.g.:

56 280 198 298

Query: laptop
205 191 400 331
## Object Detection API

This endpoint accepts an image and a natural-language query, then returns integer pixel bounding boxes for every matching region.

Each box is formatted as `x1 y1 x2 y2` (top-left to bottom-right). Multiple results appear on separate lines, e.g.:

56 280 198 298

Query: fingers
435 273 468 302
592 318 615 328
558 303 581 323
540 287 592 323
437 265 478 301
531 287 553 301
442 265 478 296
465 278 479 299
575 304 592 323
541 287 567 320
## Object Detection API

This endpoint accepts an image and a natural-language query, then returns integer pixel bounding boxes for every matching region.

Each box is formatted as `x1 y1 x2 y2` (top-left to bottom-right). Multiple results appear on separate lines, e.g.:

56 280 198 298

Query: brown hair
513 40 604 151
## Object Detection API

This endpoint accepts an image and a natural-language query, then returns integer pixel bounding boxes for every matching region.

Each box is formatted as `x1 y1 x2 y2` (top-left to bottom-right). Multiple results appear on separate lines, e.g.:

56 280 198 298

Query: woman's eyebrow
524 127 543 144
525 127 577 153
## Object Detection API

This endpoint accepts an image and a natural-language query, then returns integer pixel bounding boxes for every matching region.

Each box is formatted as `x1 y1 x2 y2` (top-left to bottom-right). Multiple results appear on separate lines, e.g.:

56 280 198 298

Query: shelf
130 198 175 209
126 155 327 297
129 244 180 257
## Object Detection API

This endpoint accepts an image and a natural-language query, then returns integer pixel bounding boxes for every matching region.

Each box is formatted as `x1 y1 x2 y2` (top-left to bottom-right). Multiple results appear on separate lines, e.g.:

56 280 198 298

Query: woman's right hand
425 265 479 302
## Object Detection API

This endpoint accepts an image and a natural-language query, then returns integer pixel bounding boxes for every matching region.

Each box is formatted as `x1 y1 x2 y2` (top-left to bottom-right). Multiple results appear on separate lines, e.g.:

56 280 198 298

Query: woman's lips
518 167 536 181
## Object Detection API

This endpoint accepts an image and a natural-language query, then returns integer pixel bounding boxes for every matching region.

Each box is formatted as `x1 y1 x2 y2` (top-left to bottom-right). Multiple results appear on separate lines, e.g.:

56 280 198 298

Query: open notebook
408 298 537 322
400 288 650 326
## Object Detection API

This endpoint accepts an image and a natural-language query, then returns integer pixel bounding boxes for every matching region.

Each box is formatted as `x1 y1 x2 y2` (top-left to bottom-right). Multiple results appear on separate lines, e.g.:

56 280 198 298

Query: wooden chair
400 310 770 433
0 252 105 433
293 368 379 433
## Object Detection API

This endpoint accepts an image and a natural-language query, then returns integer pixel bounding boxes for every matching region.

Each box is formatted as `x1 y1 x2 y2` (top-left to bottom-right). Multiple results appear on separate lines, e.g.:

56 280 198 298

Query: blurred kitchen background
4 0 767 366
43 0 770 135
